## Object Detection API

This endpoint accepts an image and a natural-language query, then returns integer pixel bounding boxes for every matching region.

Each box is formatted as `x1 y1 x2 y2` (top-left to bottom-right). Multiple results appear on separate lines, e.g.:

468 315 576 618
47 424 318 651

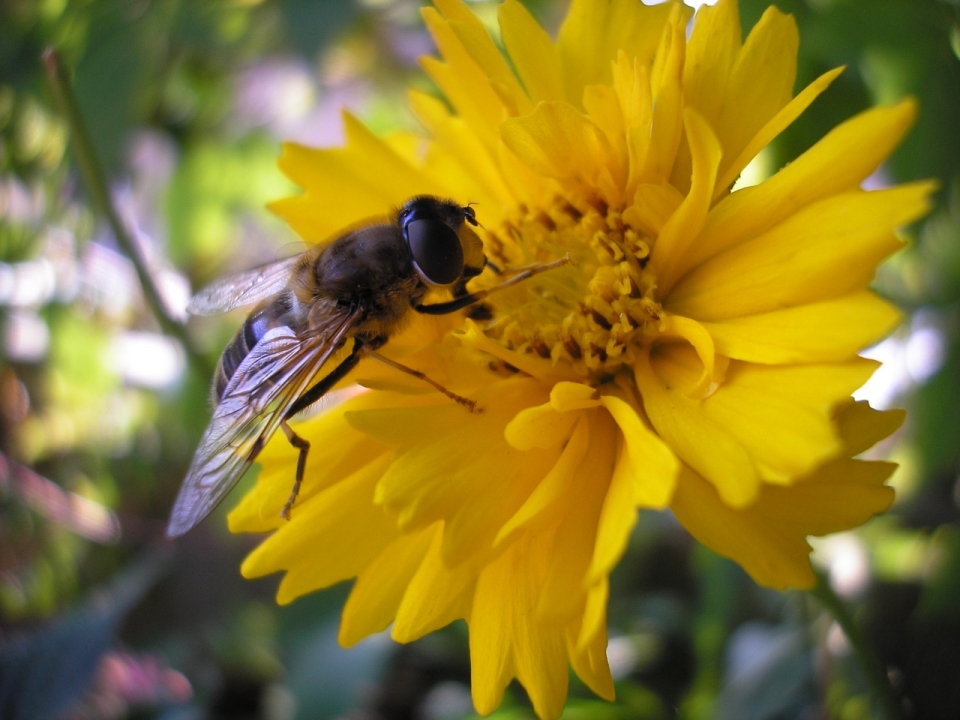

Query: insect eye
405 218 465 286
463 206 478 226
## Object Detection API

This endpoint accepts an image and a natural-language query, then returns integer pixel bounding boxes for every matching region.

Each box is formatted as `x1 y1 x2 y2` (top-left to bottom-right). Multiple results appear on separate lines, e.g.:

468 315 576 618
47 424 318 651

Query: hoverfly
166 196 567 537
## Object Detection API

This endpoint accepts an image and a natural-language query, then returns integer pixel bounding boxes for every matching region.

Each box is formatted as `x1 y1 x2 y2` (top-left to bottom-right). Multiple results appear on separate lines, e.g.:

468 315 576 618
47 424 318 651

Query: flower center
479 197 665 379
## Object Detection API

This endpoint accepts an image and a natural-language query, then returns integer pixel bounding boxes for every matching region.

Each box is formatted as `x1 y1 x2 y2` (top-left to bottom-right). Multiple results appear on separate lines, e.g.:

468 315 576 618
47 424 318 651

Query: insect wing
187 255 303 316
166 307 360 537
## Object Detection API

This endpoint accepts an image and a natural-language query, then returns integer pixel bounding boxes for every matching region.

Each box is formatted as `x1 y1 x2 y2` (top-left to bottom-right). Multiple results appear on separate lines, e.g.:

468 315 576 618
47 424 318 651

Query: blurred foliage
0 0 959 719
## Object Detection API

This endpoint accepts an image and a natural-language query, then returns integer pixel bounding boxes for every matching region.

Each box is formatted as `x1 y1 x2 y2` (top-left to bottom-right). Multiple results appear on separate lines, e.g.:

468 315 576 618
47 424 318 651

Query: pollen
480 197 665 378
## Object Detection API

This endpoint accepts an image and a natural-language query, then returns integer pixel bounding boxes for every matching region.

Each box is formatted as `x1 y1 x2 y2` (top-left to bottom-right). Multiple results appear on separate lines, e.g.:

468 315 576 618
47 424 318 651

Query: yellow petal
671 458 895 590
347 402 466 447
650 109 722 294
636 349 760 507
363 379 553 566
714 66 844 198
538 411 616 623
393 526 475 642
550 381 601 411
576 578 608 655
500 101 615 198
505 401 580 450
499 0 564 103
612 51 651 133
686 100 919 271
557 0 681 107
456 319 575 383
271 114 444 241
434 0 533 117
659 314 719 394
441 444 558 566
684 0 740 123
599 395 679 509
408 90 513 208
568 579 615 700
711 6 798 180
692 358 877 484
470 533 569 720
497 415 590 543
639 15 686 184
420 57 499 154
835 400 905 456
339 527 434 647
583 84 628 193
587 439 637 584
228 389 390 534
667 183 936 320
421 7 507 150
240 455 396 604
624 182 684 237
701 291 903 364
758 458 896 536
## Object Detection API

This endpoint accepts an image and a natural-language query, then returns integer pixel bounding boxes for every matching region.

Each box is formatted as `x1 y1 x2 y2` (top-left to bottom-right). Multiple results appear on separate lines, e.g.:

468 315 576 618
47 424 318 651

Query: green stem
41 48 210 376
811 573 904 720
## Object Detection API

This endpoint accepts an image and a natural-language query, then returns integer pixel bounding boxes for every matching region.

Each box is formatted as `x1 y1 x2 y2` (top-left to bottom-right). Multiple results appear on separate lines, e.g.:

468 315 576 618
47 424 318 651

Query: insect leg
362 348 477 412
287 341 363 417
280 420 309 520
415 254 571 316
277 341 364 521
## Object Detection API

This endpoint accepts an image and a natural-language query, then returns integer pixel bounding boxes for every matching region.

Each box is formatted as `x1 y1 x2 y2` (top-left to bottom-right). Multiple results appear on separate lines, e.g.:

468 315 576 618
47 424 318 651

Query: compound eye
405 218 464 285
463 205 478 226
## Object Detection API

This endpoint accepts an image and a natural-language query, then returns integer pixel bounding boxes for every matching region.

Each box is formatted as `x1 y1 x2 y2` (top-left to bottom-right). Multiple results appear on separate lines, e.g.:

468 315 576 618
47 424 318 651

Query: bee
166 196 567 537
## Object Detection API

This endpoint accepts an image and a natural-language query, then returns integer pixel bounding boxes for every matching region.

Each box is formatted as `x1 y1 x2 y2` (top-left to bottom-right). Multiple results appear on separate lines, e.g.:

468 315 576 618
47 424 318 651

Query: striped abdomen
213 296 292 403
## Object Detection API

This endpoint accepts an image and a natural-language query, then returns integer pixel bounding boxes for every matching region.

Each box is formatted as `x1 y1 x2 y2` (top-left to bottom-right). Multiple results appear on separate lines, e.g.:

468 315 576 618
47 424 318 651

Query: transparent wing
187 255 303 316
165 306 361 537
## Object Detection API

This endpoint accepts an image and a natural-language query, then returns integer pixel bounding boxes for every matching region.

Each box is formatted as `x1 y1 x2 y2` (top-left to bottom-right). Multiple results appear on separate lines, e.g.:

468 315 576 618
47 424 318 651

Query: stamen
477 196 666 378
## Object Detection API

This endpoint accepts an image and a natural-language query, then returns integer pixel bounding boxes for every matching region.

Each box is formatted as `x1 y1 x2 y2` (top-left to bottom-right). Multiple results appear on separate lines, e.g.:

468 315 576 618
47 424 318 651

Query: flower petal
711 6 798 181
339 527 434 647
470 533 569 720
671 458 895 590
701 291 902 364
393 526 476 642
714 66 844 197
505 401 581 450
228 389 390 534
557 0 682 107
587 440 637 584
667 183 936 320
499 0 564 103
636 348 759 507
421 8 508 151
500 101 616 201
409 90 513 209
694 358 877 484
359 379 554 565
599 395 679 509
550 380 601 411
637 346 877 505
538 411 616 623
639 13 686 185
497 415 590 543
685 99 919 271
650 109 722 294
684 0 740 123
568 579 615 700
835 400 905 456
270 114 444 242
659 313 720 393
240 454 397 604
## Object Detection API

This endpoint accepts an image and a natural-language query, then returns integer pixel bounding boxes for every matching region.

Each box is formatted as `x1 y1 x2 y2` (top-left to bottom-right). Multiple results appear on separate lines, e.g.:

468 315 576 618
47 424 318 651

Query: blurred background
0 0 959 718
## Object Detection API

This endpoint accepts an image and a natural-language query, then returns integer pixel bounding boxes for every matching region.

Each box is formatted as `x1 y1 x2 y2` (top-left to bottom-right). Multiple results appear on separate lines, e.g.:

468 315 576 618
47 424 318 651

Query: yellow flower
229 0 931 716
